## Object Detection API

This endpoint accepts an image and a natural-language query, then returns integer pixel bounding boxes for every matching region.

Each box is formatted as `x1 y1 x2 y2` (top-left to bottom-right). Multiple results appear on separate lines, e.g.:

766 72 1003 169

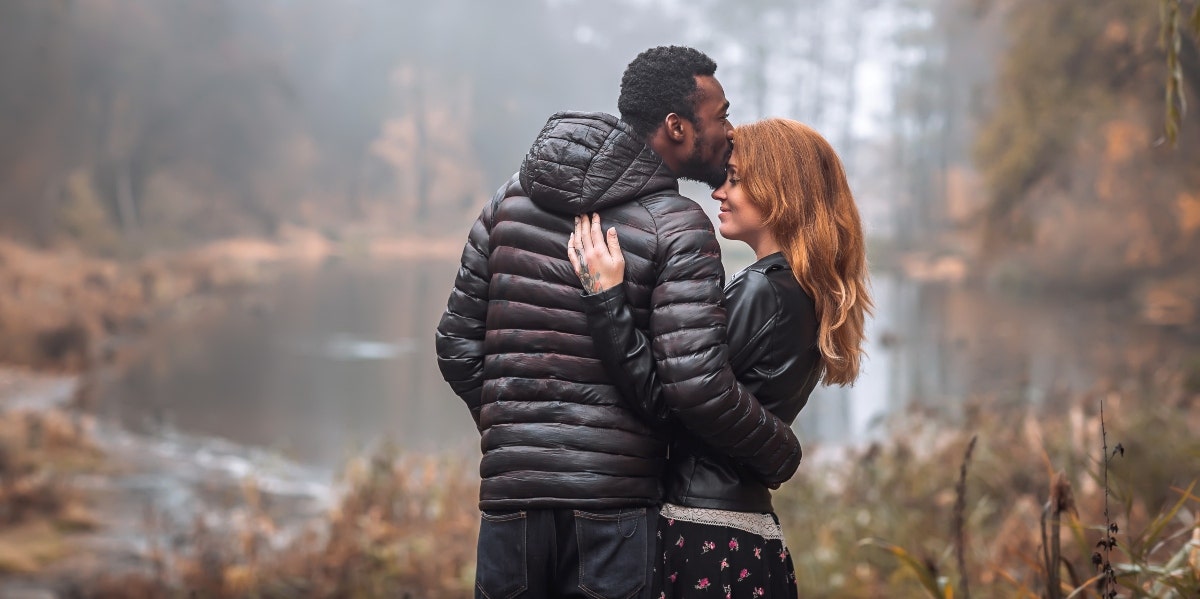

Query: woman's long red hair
734 119 872 386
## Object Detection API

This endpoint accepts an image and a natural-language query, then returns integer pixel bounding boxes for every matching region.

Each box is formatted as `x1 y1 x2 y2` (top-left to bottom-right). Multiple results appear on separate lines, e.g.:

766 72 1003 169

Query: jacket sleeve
582 206 801 487
434 182 504 429
581 270 784 417
582 284 669 423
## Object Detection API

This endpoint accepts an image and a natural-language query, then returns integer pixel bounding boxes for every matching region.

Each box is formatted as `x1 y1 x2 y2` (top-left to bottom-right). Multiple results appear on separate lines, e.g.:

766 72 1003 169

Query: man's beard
679 139 731 189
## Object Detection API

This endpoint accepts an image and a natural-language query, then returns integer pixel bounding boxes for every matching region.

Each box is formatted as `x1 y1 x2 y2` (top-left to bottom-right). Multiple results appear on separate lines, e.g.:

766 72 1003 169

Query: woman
567 118 872 598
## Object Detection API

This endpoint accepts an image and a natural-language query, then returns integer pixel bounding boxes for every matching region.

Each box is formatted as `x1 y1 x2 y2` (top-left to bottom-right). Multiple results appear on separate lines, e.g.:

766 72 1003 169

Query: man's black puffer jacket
435 111 801 510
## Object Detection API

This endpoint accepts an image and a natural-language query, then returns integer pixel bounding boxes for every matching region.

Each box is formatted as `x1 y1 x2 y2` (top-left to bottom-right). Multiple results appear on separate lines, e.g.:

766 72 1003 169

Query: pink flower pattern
655 519 795 598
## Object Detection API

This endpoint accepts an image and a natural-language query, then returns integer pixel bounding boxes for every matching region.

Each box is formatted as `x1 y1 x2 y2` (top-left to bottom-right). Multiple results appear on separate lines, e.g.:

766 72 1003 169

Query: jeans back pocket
574 507 649 599
477 510 528 599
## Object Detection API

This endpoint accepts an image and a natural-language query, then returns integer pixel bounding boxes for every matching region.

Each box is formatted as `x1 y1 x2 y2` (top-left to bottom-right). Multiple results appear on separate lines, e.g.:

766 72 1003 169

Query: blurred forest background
1 1 1199 597
1 0 1197 294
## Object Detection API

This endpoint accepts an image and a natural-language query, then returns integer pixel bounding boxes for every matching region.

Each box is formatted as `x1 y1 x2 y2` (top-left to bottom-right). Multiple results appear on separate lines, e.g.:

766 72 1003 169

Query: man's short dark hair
618 46 718 140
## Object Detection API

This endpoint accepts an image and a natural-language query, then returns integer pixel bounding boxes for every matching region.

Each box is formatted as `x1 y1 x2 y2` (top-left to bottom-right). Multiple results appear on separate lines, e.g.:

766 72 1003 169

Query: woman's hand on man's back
567 213 625 294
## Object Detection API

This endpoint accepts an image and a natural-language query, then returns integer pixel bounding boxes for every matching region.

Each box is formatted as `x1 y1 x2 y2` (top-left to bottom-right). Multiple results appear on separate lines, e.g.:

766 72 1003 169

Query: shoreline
2 233 1197 596
0 365 338 595
0 367 79 412
0 231 465 375
0 231 468 592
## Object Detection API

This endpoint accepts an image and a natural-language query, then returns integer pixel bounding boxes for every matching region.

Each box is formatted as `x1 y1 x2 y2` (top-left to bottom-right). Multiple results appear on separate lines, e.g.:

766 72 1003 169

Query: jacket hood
519 111 678 215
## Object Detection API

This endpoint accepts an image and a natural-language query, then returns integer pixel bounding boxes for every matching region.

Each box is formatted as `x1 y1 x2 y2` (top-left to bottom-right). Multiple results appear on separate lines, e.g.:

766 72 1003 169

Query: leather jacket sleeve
724 269 781 378
581 212 801 487
434 182 505 429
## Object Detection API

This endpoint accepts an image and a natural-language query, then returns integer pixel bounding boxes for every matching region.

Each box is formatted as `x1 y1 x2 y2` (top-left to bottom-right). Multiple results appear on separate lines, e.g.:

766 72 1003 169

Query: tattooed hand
567 213 626 294
573 245 602 293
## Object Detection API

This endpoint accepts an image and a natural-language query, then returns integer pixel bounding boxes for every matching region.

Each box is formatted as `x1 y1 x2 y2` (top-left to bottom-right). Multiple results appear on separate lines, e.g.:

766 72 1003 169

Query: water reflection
797 270 1192 445
96 257 1194 472
96 259 480 472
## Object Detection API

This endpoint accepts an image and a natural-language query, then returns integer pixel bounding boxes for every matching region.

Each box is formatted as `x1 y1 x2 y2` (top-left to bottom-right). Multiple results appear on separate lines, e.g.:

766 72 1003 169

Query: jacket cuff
765 444 802 489
581 283 627 311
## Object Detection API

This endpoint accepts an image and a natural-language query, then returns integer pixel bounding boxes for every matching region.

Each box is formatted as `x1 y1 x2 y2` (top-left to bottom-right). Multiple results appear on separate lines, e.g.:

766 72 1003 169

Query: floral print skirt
652 503 798 598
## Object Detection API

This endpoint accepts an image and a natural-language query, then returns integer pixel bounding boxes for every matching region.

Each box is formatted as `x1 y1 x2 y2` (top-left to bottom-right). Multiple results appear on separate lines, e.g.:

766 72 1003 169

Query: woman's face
711 152 769 244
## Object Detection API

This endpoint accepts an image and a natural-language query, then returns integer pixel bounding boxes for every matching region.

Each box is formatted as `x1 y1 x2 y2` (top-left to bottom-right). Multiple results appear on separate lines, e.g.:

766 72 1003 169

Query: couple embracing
436 45 871 599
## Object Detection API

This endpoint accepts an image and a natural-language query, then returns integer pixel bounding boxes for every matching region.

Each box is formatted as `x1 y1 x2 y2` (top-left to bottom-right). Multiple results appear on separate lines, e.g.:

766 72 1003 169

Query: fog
3 2 1199 595
2 0 994 247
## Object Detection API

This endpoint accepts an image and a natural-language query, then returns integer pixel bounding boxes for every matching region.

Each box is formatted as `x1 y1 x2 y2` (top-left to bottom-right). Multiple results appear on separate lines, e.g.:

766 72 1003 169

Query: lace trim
660 503 787 542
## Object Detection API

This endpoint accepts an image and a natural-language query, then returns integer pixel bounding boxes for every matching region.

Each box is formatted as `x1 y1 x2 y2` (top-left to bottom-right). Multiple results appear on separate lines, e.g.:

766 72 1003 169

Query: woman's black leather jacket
582 252 820 512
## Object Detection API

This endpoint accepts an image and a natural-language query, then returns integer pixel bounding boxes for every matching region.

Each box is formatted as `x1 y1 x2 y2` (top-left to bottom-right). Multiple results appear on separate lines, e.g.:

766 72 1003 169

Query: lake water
92 256 1193 475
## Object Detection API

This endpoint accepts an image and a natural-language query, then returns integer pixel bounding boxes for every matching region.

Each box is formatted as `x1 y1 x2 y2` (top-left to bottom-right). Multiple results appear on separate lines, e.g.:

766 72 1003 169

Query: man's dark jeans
475 506 657 599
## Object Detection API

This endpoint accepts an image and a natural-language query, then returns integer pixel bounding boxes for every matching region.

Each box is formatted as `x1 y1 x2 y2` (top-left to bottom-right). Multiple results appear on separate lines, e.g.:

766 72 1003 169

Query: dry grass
0 520 69 574
0 407 105 575
82 444 481 598
778 375 1200 598
39 371 1200 598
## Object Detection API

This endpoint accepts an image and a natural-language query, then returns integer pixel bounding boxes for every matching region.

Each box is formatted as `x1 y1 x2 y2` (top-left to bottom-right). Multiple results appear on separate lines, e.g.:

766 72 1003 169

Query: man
436 46 801 599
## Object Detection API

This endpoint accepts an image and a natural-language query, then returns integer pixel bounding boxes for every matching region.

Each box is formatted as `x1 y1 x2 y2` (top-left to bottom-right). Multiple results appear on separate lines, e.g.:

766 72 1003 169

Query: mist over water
92 258 1189 475
93 260 478 471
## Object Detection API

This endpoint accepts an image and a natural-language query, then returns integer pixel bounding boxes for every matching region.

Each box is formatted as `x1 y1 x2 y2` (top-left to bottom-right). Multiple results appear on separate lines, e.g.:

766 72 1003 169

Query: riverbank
0 230 465 374
0 364 478 597
0 230 472 594
0 364 348 597
26 370 1191 599
0 368 104 579
4 359 1190 598
2 233 1197 597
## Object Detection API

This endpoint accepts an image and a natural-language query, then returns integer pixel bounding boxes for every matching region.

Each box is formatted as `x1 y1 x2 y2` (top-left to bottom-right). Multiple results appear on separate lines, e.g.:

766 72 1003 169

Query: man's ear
663 113 688 143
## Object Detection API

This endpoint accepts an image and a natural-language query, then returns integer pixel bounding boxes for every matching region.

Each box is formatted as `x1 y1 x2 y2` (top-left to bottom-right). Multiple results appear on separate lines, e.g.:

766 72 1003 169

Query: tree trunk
839 0 867 171
114 161 138 236
411 74 431 225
